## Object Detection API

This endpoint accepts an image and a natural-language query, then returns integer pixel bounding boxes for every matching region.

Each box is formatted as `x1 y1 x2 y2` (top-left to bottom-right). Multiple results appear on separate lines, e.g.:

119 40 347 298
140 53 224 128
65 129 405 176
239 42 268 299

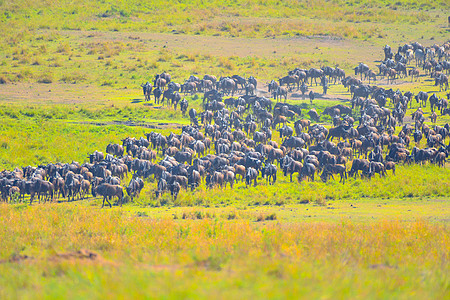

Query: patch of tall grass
0 204 447 298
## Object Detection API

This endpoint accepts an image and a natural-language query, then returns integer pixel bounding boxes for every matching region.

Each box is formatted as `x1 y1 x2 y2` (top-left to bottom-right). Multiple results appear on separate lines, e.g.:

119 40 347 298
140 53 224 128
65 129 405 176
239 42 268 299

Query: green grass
0 0 447 39
0 204 448 299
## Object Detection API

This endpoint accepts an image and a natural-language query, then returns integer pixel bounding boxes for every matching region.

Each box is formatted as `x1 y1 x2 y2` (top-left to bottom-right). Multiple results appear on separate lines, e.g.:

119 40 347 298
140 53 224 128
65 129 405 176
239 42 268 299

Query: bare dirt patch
0 249 117 266
0 82 125 105
71 120 182 129
60 29 374 61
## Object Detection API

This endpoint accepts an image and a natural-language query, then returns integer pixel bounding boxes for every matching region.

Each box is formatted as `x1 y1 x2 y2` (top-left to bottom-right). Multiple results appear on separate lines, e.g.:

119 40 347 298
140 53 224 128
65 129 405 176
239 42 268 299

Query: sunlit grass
0 204 447 299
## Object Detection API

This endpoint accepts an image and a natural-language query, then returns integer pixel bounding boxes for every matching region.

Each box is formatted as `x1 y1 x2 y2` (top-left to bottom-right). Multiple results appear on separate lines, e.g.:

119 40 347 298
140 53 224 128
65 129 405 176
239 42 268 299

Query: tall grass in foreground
0 204 447 299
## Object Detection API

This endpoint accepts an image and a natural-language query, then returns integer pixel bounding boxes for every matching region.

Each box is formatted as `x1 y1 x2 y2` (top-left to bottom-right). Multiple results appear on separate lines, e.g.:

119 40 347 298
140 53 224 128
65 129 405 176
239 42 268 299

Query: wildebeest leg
105 196 112 208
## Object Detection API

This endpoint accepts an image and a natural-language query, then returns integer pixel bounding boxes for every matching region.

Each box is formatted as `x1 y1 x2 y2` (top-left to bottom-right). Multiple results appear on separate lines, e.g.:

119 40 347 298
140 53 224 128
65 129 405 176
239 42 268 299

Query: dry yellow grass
0 204 448 299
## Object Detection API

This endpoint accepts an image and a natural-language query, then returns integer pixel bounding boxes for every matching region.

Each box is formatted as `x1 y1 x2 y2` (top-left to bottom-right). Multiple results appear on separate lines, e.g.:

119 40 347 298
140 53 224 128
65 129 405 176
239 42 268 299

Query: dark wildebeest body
92 183 124 208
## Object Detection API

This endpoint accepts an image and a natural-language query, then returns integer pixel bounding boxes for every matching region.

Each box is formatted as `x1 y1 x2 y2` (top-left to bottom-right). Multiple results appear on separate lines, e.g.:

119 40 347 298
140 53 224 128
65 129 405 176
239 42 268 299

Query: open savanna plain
0 0 449 299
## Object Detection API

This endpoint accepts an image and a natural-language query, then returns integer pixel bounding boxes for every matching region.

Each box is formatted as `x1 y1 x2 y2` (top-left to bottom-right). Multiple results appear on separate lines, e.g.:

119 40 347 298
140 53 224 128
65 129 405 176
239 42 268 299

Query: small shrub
256 213 277 222
227 211 237 220
37 73 53 84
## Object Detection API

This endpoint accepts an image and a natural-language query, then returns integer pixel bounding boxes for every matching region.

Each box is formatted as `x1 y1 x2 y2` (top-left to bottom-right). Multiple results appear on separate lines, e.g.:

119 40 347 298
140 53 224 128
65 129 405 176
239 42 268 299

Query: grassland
0 0 449 298
0 204 448 299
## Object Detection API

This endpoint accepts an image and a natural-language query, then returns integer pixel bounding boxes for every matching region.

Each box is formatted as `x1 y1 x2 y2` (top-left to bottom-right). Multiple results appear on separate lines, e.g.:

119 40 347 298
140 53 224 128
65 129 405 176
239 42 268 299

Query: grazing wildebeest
307 108 320 122
279 75 299 91
232 75 247 91
299 162 316 182
321 164 347 184
368 161 386 178
106 143 124 157
348 158 370 178
279 124 293 139
384 161 396 175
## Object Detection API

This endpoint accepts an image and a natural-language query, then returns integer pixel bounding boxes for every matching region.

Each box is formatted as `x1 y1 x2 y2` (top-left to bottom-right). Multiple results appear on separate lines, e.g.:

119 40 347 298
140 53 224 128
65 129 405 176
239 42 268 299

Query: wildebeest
245 167 258 187
434 73 449 91
354 63 369 80
279 75 299 91
92 183 124 208
321 164 347 184
261 163 277 184
106 144 124 157
141 82 153 101
309 91 315 105
126 177 144 201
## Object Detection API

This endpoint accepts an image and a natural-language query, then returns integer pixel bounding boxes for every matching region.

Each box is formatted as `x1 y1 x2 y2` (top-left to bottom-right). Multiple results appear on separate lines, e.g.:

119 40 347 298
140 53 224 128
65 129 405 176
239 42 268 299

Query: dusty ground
60 30 380 62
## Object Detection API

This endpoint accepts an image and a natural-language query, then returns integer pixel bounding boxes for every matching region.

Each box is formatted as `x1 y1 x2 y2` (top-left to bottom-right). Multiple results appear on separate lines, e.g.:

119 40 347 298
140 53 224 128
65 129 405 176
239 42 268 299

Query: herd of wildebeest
0 41 449 207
